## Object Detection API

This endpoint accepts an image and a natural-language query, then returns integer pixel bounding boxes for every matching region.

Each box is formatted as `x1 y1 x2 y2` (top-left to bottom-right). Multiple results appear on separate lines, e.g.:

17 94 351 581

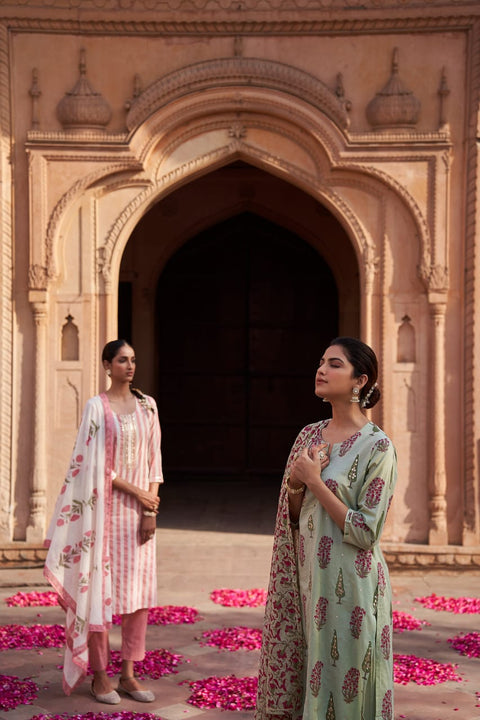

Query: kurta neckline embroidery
320 419 372 448
118 411 138 470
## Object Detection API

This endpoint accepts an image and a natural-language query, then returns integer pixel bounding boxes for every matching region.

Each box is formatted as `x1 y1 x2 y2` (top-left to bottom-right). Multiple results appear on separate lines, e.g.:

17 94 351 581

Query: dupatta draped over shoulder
254 426 314 719
44 394 115 694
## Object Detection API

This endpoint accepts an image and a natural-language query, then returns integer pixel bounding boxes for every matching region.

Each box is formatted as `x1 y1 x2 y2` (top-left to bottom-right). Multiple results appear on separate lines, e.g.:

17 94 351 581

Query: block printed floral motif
324 478 338 496
55 491 98 526
326 691 335 720
86 419 99 446
330 629 339 666
342 667 360 703
317 535 333 569
354 549 373 578
57 530 95 568
381 689 393 720
362 641 372 679
309 660 323 697
365 477 385 508
347 455 359 488
339 432 361 457
381 625 391 660
375 438 390 453
377 562 386 596
299 534 305 566
314 596 328 630
335 568 345 604
350 511 370 531
349 606 366 639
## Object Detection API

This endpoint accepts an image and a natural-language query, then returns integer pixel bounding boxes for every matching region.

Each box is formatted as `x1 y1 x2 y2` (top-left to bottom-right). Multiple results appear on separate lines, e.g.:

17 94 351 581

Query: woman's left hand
290 443 330 488
140 515 156 544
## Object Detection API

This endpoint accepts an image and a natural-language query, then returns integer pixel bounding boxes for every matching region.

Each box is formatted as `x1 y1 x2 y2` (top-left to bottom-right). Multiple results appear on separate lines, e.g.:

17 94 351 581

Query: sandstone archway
23 55 453 557
119 162 359 487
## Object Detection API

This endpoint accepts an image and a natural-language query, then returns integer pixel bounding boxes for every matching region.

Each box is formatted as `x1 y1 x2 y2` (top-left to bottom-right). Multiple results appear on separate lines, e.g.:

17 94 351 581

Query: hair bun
363 385 381 409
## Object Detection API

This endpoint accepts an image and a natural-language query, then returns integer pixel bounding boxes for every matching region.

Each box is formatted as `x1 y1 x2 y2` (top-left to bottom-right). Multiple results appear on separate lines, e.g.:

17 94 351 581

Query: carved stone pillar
427 286 448 545
27 287 48 542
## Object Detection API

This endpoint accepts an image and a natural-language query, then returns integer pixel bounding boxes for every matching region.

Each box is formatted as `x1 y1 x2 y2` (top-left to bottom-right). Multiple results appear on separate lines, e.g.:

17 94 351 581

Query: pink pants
88 608 149 671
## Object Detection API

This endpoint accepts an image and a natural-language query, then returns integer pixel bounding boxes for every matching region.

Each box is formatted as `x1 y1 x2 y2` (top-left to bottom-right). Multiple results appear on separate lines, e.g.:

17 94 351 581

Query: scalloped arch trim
126 57 350 132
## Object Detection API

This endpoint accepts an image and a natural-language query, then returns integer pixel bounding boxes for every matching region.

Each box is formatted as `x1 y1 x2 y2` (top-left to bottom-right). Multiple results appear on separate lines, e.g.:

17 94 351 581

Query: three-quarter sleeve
343 440 397 551
147 396 164 484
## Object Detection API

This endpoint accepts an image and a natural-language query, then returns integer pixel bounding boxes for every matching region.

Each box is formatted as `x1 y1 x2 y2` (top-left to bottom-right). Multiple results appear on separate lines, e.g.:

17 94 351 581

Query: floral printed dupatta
254 425 323 719
44 394 114 694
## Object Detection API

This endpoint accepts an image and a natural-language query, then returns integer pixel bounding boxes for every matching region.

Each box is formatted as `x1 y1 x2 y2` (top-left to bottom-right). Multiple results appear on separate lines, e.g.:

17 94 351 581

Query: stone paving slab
0 529 479 719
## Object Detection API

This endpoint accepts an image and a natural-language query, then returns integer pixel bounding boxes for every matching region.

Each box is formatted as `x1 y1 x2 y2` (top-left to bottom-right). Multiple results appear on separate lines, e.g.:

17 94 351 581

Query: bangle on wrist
142 510 157 517
286 479 305 495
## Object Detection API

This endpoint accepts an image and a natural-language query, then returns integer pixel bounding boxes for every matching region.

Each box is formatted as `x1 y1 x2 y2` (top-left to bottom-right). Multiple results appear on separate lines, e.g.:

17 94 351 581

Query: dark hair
101 339 154 412
101 339 131 364
328 336 381 409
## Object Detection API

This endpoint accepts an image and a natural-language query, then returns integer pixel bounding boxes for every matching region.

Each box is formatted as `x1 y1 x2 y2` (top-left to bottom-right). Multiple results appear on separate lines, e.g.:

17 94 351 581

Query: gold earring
350 387 360 403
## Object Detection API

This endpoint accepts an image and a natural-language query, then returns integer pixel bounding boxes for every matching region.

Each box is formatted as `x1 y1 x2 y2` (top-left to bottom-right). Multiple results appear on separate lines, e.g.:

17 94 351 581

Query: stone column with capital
363 244 379 346
26 275 49 543
428 299 448 544
423 265 449 545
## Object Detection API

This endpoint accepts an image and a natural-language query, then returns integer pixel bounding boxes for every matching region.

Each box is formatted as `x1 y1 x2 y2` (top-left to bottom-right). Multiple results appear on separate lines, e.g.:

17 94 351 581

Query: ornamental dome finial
366 48 420 131
57 48 112 131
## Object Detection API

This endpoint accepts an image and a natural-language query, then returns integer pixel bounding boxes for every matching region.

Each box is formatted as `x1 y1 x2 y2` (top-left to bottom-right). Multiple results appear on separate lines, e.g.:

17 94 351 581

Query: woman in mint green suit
255 337 397 720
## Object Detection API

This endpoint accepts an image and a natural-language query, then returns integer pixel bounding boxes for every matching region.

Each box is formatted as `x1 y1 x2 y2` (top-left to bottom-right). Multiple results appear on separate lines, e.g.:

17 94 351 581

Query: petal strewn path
0 528 479 720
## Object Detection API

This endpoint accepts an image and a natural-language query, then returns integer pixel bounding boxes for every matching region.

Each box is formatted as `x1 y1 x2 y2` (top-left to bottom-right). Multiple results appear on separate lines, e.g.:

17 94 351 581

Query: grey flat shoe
118 677 155 703
90 680 121 705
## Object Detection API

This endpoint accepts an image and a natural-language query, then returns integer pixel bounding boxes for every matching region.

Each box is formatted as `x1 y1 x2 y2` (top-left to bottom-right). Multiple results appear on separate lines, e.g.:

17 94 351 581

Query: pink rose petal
393 611 430 633
0 624 65 649
199 626 262 651
86 648 185 679
448 632 480 658
393 653 462 685
0 674 39 710
5 591 60 607
112 605 200 626
415 593 480 614
183 674 258 710
30 713 163 720
210 588 267 607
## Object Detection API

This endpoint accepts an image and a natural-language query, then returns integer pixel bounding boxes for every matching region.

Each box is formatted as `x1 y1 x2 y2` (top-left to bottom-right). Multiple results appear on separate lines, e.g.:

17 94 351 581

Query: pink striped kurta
109 397 163 614
44 392 163 694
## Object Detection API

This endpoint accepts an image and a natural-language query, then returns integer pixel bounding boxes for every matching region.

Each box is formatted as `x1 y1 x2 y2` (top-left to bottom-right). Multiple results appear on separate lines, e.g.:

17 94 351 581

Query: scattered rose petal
415 593 480 614
112 605 200 626
5 591 60 607
393 653 462 685
30 713 163 720
0 674 39 710
86 649 185 679
393 611 430 633
200 626 262 651
448 632 480 658
210 588 267 607
183 674 258 710
0 624 65 650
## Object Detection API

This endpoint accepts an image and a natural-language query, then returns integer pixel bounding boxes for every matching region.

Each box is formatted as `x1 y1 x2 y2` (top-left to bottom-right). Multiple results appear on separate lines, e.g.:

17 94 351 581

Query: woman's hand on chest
290 443 330 490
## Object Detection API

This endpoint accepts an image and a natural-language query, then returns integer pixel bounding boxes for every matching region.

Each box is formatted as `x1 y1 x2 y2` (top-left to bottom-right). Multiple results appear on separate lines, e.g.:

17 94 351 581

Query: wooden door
155 212 338 480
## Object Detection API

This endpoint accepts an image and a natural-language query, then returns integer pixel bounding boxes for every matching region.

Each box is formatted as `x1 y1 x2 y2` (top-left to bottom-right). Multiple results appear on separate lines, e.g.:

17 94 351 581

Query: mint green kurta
255 419 397 720
298 420 396 720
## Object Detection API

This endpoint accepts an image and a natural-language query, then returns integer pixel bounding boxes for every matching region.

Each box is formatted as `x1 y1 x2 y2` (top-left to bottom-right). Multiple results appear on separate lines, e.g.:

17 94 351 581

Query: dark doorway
155 212 338 492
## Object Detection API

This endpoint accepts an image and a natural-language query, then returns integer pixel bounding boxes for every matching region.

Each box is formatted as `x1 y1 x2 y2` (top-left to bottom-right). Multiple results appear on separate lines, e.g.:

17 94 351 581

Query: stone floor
0 477 479 719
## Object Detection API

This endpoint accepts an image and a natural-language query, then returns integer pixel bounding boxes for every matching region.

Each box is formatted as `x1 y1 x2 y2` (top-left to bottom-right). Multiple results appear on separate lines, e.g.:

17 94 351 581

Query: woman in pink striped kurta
45 340 163 705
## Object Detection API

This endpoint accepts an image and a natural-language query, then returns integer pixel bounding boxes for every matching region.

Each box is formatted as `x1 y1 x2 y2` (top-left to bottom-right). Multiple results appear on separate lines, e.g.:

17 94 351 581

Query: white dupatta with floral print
44 394 114 694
